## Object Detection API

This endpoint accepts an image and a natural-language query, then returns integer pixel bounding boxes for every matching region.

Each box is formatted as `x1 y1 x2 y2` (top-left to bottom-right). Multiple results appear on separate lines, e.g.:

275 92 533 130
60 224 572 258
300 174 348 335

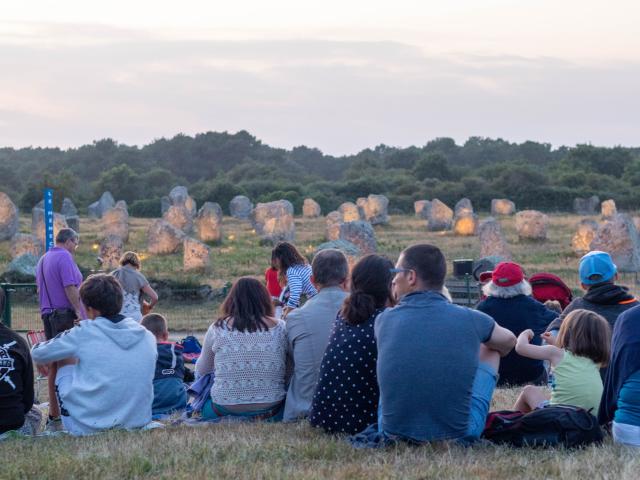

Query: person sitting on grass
309 254 394 435
31 274 157 436
271 242 317 318
513 309 611 414
195 277 288 422
140 313 188 418
0 288 42 436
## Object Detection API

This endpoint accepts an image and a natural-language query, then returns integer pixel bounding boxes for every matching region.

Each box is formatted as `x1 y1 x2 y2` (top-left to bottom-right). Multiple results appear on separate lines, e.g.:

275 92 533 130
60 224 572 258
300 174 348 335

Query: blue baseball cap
579 251 617 285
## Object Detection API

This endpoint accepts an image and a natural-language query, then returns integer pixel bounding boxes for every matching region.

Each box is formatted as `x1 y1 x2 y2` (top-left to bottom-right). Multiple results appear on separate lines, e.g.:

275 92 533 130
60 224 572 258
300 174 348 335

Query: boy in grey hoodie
31 274 157 436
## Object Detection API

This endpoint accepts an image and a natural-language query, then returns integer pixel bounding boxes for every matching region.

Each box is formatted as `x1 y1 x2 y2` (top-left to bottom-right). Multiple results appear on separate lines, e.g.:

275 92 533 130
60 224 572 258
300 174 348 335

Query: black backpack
482 405 604 448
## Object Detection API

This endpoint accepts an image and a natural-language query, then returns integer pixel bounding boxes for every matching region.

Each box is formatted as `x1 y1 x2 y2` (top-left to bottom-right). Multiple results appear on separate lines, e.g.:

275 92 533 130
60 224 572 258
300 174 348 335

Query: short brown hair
312 249 348 287
119 251 141 269
79 274 123 317
400 244 447 290
557 309 611 366
141 313 168 338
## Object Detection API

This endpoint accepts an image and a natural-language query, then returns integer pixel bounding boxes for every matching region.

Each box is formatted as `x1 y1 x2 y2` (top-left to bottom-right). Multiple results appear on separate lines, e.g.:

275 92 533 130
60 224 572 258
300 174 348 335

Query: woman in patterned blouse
309 254 394 434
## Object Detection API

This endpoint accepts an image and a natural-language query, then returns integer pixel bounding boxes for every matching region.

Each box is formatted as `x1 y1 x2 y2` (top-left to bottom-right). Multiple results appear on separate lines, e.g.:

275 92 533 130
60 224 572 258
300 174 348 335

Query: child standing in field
513 309 611 414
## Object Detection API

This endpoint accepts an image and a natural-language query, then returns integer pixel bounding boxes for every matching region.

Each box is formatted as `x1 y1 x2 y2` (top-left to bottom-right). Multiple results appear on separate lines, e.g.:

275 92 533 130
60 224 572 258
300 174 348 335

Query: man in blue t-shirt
375 244 516 443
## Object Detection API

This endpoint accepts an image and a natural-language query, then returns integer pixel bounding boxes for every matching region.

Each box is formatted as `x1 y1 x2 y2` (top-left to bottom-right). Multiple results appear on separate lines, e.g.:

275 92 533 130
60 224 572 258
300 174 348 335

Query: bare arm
484 324 517 357
141 284 159 308
64 285 85 319
515 329 564 366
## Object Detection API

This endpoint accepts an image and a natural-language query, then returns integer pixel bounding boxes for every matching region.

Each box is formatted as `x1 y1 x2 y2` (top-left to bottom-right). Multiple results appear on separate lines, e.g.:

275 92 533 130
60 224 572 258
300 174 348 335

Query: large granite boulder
414 200 431 219
31 208 68 242
574 196 599 215
100 235 124 270
169 186 197 217
302 198 322 218
183 237 211 271
601 199 617 220
515 210 548 241
0 192 19 241
339 221 377 254
4 254 38 282
229 195 253 219
338 202 364 223
491 199 516 216
147 219 186 255
251 200 295 244
571 219 599 255
357 195 389 225
196 202 223 243
454 198 474 217
314 239 361 269
61 198 78 217
453 213 479 236
426 199 453 232
102 203 129 241
478 217 511 259
10 234 43 259
163 205 194 234
65 216 80 233
88 192 115 219
590 214 640 272
325 211 342 241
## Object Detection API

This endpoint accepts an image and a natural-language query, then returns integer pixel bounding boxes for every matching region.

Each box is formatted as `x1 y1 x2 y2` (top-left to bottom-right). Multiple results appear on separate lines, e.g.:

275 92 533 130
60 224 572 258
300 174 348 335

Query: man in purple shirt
35 228 84 424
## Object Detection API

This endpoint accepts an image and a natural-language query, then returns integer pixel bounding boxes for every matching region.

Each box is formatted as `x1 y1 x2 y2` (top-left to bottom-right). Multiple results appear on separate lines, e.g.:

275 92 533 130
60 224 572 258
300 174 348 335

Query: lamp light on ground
92 243 99 251
228 234 236 241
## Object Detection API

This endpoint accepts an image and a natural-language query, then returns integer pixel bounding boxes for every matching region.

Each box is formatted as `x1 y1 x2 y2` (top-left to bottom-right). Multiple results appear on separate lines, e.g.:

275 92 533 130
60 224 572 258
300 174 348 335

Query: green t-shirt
551 351 603 414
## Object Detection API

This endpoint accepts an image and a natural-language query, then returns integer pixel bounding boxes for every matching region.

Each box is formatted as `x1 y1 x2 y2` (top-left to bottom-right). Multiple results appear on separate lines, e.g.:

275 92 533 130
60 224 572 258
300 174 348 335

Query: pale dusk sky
1 1 639 155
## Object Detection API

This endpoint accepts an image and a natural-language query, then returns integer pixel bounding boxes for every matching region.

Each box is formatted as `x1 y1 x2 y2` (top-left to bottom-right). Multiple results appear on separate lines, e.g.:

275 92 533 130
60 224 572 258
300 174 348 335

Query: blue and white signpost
44 188 54 251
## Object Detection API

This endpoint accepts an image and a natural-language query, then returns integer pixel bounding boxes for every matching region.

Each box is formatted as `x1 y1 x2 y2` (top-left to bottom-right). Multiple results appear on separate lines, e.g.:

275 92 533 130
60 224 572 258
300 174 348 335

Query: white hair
482 279 532 299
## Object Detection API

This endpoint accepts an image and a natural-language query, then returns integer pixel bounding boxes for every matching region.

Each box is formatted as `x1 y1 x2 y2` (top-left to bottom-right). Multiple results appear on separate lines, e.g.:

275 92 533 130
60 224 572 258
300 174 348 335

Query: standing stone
88 192 115 219
161 196 171 215
454 198 474 217
169 186 196 217
515 210 549 241
338 221 377 254
0 192 19 241
357 194 389 225
163 205 194 234
65 216 80 233
414 200 431 219
10 233 43 259
590 214 640 272
574 196 600 215
31 208 68 242
196 202 223 243
325 211 342 241
601 199 617 220
478 218 511 260
491 199 516 216
251 200 295 244
338 202 363 223
634 216 640 233
453 213 479 236
302 198 322 218
229 195 253 219
426 199 453 232
314 240 362 270
183 237 211 271
5 254 39 282
100 235 124 270
147 219 185 255
102 204 130 241
571 219 599 255
61 198 78 217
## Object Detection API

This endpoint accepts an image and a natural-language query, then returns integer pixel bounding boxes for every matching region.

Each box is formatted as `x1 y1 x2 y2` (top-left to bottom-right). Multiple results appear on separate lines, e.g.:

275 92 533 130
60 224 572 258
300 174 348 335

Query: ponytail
342 291 377 326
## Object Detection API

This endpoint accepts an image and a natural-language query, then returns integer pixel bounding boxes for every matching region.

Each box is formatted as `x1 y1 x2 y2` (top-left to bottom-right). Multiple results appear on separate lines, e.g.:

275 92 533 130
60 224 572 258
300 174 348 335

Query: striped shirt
285 264 318 308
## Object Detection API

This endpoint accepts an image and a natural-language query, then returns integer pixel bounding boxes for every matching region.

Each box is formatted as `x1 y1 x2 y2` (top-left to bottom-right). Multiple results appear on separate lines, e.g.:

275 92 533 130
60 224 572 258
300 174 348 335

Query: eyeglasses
389 268 414 274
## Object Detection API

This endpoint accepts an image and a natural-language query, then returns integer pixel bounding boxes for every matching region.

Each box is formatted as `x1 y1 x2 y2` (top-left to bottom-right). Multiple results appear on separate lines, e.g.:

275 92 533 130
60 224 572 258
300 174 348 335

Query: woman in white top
195 277 288 421
110 252 158 322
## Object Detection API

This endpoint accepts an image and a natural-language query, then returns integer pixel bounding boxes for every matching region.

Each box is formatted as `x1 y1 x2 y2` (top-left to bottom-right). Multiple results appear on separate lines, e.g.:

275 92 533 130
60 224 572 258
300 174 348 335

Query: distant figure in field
356 244 516 445
141 313 188 417
547 251 638 334
31 274 157 436
111 251 158 322
476 262 557 386
283 249 349 422
600 304 640 447
271 242 317 318
310 254 394 434
195 277 287 421
514 309 610 414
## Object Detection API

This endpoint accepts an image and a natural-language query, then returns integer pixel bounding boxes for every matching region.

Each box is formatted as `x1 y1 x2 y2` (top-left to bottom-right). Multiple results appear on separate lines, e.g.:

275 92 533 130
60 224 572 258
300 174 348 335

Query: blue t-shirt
614 370 640 427
375 291 495 442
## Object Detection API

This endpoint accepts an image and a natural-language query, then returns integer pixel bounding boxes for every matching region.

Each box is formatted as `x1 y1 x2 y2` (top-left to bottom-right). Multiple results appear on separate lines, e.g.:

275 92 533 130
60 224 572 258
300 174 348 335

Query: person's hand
518 329 534 344
36 363 49 376
541 331 557 346
142 301 153 315
281 306 293 319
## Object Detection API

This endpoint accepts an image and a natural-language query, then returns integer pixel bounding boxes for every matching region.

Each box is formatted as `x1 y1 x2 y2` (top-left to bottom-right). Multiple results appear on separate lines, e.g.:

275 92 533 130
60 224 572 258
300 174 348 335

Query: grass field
2 211 640 332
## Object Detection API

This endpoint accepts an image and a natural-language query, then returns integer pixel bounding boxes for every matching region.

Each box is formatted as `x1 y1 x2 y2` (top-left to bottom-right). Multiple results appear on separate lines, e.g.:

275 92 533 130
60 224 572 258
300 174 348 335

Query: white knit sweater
195 320 288 405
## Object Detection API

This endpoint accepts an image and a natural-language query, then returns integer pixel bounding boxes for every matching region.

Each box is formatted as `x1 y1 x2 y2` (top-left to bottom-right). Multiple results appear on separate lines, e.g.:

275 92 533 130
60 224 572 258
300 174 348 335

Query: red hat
479 271 493 283
492 262 524 287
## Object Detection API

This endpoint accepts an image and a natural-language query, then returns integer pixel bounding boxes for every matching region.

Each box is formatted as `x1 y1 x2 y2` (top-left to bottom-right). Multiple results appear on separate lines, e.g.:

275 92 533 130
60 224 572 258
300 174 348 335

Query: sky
1 0 639 156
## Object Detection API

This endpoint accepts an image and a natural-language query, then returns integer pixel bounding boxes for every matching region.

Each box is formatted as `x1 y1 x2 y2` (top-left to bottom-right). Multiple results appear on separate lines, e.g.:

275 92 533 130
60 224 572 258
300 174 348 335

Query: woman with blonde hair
110 251 158 322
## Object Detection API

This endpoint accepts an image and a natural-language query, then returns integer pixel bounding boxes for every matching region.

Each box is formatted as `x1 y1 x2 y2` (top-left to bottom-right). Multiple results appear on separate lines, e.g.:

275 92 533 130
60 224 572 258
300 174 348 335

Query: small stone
590 214 640 272
491 199 516 216
571 219 599 255
601 199 617 220
147 219 186 255
302 198 322 218
163 205 194 233
0 192 19 241
4 254 38 282
31 208 68 242
100 235 124 270
88 192 115 219
453 213 479 236
325 211 342 241
414 200 431 219
102 204 129 241
574 196 599 215
251 200 295 244
10 233 43 259
357 195 389 225
65 216 80 233
338 221 377 254
229 195 253 219
183 237 211 271
61 198 78 217
515 210 548 241
478 217 511 260
426 199 453 231
196 202 223 243
454 198 474 217
338 202 364 223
